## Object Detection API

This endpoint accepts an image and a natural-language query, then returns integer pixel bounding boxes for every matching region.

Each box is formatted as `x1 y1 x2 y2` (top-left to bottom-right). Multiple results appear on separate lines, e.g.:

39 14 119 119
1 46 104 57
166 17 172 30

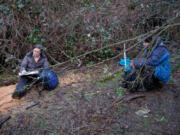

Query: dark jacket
20 51 49 72
133 38 171 82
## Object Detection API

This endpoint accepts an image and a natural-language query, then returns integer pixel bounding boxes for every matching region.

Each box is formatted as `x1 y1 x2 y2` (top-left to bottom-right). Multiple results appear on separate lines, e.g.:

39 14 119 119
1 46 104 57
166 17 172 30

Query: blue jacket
133 38 171 83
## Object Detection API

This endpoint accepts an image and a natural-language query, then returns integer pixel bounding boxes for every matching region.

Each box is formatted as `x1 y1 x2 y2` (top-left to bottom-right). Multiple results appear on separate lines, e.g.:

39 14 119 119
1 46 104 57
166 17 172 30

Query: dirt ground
0 43 180 135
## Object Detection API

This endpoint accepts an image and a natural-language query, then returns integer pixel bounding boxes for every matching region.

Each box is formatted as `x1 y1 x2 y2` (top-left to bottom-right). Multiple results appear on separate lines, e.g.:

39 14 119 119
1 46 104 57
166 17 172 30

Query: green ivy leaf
18 3 24 9
0 19 4 24
33 29 40 34
91 37 95 42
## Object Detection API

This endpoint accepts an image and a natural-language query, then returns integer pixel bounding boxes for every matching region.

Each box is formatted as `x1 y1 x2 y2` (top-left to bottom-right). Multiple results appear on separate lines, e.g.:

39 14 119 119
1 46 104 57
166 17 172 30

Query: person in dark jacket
12 44 49 99
122 36 171 91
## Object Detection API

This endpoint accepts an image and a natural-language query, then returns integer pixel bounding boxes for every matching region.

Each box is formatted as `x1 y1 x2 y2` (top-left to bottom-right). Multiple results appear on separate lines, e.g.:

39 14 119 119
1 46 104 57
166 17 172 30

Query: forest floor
0 42 179 135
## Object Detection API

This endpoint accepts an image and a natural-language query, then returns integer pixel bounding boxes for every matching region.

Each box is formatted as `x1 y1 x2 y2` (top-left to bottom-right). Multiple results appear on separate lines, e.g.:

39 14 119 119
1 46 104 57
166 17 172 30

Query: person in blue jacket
122 35 171 91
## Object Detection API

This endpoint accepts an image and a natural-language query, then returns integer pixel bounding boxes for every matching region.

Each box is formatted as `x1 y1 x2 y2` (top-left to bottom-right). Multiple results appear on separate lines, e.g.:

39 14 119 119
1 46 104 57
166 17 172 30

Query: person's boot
121 81 128 88
12 91 21 99
12 90 26 99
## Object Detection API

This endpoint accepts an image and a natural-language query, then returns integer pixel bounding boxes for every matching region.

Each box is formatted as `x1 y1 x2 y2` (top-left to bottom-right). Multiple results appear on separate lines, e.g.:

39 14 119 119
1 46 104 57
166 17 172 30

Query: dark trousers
122 65 164 91
14 75 40 96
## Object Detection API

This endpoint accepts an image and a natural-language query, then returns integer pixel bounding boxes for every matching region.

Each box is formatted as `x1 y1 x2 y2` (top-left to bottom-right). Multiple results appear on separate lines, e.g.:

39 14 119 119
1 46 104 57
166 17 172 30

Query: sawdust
0 85 20 113
59 72 87 87
0 72 86 113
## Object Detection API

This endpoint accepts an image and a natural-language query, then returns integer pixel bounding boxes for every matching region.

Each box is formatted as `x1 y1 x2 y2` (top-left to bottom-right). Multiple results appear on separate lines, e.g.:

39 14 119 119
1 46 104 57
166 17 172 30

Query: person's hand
130 60 135 69
21 70 27 74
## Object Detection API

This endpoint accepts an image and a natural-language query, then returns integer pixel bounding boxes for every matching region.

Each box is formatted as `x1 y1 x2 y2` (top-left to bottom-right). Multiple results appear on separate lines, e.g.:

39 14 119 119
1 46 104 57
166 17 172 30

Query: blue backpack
154 52 171 83
140 41 171 83
39 69 59 89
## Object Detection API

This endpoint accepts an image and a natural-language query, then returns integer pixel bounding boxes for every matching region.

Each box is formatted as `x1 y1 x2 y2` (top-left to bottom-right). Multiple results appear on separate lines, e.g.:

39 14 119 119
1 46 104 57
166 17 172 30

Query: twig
0 116 11 129
25 102 40 110
72 125 89 133
105 94 145 113
49 22 180 69
123 94 145 102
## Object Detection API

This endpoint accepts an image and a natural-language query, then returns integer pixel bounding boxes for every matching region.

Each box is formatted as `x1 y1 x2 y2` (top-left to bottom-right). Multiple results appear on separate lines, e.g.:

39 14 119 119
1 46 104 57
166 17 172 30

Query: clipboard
19 70 39 76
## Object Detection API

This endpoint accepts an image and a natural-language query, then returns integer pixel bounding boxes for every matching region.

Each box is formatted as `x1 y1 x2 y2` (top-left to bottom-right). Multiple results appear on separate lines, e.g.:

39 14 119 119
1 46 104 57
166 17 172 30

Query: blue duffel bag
39 68 59 89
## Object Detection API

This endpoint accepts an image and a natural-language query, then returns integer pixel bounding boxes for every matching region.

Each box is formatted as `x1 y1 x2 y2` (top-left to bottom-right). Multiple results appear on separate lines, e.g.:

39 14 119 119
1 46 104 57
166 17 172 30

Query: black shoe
12 90 26 99
121 81 128 88
12 92 21 99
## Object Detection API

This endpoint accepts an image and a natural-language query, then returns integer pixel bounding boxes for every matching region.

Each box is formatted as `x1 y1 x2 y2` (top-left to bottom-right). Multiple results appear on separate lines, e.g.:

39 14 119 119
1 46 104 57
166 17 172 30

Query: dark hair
144 35 153 43
33 44 42 50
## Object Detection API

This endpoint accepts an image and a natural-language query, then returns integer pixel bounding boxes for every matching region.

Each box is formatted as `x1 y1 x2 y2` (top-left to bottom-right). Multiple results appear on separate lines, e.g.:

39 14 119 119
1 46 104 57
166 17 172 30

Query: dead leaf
135 108 150 117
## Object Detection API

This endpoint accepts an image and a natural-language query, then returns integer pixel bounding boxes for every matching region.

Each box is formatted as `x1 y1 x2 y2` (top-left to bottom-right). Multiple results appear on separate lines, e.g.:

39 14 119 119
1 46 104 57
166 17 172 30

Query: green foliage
143 117 149 128
104 0 111 6
37 119 45 128
31 7 43 15
4 55 21 73
90 121 97 127
14 131 20 135
16 0 30 9
86 61 94 67
63 33 78 57
116 87 124 97
49 131 59 135
97 49 114 60
172 63 180 73
173 54 180 59
118 105 127 115
85 93 93 100
80 0 90 6
0 5 10 15
65 97 72 102
97 81 106 88
100 74 115 83
17 2 24 9
80 1 96 12
158 116 168 123
109 127 122 135
0 19 4 25
99 70 123 84
79 34 88 41
169 77 177 83
124 132 132 135
48 91 54 97
0 71 15 80
98 26 112 44
86 26 94 31
64 35 76 47
161 35 169 42
28 29 45 44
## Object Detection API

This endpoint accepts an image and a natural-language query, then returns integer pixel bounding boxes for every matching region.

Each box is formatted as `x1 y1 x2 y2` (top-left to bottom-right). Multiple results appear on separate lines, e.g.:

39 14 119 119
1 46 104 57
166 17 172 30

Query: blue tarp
119 58 131 72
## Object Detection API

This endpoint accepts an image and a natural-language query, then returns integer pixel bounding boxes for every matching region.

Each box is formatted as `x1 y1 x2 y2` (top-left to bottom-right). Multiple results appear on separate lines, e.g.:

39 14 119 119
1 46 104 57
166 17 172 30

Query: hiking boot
12 91 21 99
12 90 26 99
121 81 128 88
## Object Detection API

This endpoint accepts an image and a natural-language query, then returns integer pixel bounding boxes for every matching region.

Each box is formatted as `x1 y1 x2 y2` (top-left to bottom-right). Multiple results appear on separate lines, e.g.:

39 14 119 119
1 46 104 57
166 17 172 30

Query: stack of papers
19 71 39 76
